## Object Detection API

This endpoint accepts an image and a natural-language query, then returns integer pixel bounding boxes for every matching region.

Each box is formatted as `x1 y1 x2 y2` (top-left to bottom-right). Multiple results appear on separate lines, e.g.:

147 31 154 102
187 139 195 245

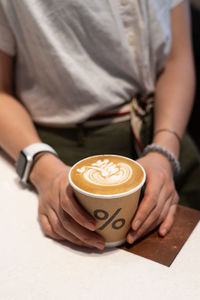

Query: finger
144 194 172 235
127 190 173 244
131 175 164 231
138 179 176 237
49 208 105 250
39 214 65 241
40 213 94 248
159 193 179 236
47 208 95 247
58 207 105 249
60 185 96 231
133 193 173 241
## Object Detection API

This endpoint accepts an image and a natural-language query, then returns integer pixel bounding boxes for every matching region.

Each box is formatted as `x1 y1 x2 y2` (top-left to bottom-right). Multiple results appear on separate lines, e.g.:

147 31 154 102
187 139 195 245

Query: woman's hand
30 153 105 250
127 152 179 244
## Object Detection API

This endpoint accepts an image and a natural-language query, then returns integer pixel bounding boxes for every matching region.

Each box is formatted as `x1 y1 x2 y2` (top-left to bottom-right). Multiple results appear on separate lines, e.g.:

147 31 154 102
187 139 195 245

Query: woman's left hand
127 152 179 244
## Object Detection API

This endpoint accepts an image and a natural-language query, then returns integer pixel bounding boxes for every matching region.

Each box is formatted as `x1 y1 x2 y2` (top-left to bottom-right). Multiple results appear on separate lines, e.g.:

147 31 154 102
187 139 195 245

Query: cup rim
68 154 146 199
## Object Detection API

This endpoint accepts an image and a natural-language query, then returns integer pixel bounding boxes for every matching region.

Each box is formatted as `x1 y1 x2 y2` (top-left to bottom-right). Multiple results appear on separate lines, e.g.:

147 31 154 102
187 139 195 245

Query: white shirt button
120 0 128 4
128 32 135 46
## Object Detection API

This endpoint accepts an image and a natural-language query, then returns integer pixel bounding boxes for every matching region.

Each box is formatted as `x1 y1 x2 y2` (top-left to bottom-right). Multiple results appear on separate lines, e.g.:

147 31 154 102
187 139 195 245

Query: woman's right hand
30 153 105 250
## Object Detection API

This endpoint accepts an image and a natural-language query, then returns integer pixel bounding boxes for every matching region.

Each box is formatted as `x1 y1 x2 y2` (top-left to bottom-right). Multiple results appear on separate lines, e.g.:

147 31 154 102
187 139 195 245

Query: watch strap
22 143 57 159
16 143 58 183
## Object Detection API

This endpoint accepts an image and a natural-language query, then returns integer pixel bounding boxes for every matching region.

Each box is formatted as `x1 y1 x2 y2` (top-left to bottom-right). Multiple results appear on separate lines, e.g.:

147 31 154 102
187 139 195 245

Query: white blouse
0 0 183 126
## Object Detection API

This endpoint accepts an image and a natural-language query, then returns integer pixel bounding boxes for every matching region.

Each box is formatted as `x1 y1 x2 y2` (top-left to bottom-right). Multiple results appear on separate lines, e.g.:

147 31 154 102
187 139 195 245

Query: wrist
142 143 181 177
29 153 67 190
152 133 180 158
143 151 173 174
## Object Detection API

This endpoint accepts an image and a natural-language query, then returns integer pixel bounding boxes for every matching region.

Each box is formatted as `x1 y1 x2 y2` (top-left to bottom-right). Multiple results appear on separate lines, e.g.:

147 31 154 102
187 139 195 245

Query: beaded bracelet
142 143 181 177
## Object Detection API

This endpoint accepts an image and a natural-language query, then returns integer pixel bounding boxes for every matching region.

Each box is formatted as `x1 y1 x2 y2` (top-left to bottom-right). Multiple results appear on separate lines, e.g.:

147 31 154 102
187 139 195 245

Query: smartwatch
16 143 58 183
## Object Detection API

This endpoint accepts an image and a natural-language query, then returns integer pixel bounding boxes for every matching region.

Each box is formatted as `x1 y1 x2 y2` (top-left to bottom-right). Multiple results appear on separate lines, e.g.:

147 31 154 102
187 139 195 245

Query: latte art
77 159 132 186
70 155 145 196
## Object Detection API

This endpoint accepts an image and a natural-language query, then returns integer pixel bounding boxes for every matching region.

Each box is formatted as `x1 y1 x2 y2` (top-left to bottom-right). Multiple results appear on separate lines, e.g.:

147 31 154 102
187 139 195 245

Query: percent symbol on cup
94 208 125 231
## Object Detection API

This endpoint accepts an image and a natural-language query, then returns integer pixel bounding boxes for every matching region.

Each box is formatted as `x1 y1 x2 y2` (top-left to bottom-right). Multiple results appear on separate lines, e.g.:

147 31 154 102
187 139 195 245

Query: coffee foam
77 159 132 186
70 155 145 196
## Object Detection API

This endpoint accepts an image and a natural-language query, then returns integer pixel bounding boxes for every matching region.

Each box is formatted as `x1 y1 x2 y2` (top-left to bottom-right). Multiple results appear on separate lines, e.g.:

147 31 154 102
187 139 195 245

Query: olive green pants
36 121 200 210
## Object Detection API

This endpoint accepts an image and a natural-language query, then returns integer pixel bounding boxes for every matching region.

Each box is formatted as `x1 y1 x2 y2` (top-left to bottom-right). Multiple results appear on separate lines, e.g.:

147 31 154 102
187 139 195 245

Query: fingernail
95 242 105 250
160 228 167 236
87 221 96 231
132 220 141 231
127 233 136 244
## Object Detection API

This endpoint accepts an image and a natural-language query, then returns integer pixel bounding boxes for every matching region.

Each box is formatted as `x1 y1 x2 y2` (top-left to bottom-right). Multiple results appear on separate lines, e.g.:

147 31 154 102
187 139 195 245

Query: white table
0 150 200 300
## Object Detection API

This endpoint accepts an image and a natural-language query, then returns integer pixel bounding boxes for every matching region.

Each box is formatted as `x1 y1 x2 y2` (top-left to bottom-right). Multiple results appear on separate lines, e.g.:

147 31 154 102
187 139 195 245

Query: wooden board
120 205 200 267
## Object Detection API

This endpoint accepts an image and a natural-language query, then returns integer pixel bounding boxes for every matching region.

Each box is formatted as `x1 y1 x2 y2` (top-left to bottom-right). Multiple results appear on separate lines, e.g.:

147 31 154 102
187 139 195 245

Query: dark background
188 3 200 150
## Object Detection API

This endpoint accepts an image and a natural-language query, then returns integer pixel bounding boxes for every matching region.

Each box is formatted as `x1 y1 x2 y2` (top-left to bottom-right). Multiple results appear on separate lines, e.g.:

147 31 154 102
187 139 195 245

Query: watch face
16 151 27 178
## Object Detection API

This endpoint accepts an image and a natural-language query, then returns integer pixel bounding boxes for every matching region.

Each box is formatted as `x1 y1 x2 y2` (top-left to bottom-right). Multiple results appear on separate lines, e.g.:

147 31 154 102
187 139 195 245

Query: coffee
69 155 146 247
70 155 144 196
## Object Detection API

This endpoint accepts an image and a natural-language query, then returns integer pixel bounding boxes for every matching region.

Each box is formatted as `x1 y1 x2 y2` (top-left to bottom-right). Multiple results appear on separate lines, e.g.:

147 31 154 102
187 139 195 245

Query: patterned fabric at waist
82 102 132 127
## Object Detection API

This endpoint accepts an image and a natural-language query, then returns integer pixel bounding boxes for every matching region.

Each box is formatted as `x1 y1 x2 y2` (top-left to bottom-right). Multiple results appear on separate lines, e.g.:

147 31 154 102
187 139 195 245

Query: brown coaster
120 205 200 267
